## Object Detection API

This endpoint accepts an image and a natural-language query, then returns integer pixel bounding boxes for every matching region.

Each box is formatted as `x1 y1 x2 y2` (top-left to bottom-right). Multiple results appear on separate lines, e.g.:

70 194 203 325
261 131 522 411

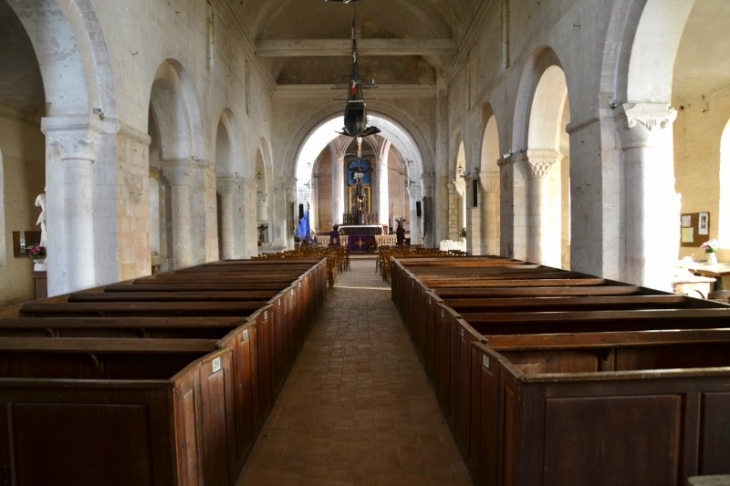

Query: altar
337 225 385 252
337 225 386 236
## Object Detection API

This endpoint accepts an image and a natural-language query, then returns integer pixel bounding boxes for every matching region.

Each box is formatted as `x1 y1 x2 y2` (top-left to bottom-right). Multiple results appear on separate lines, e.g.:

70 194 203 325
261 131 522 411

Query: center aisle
237 256 472 485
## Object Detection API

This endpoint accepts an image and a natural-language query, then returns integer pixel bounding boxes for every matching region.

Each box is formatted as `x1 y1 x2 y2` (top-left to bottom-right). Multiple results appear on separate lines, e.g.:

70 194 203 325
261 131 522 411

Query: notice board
680 212 710 248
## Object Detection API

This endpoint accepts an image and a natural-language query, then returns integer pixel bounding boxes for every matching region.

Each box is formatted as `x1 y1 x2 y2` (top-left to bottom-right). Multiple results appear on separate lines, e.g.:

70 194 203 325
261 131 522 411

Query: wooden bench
470 331 730 485
0 258 328 485
388 256 730 485
0 337 235 486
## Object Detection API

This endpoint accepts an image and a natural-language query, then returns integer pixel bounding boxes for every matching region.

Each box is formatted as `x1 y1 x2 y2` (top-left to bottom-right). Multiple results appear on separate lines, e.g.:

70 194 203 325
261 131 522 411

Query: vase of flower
701 238 720 265
28 244 47 272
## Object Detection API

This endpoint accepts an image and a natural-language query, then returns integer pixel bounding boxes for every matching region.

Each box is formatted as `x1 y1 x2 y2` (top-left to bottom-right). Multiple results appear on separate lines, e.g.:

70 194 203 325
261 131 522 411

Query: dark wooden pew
69 290 280 302
0 316 244 338
470 331 730 485
0 337 233 486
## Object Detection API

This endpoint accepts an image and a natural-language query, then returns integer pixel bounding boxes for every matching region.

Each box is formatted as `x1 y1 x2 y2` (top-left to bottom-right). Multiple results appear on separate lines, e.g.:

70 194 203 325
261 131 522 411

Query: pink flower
700 239 720 253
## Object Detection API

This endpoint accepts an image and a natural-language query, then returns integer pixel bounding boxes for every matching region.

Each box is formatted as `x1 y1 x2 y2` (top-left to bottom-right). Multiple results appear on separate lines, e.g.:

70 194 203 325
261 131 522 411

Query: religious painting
348 186 371 213
347 159 372 185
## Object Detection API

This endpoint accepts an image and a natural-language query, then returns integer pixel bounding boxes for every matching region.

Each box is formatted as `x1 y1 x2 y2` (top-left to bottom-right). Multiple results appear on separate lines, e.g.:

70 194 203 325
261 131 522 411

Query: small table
692 263 730 290
673 275 716 299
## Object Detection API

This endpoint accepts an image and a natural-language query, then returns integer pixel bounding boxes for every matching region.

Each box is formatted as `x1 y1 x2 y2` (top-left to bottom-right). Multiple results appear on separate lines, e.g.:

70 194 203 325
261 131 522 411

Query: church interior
1 0 730 485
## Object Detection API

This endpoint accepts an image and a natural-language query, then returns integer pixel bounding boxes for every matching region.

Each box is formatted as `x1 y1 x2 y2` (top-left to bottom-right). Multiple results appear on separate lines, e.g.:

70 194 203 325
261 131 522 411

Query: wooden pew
0 337 233 486
470 330 730 485
388 256 730 485
0 258 328 485
0 316 244 338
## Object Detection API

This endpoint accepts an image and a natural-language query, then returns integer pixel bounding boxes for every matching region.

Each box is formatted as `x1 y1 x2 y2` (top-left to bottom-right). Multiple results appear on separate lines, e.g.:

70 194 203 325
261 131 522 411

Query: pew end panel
471 341 730 486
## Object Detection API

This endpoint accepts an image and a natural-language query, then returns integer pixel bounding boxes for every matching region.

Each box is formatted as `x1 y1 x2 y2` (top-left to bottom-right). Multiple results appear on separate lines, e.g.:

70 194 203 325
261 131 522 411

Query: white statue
35 190 47 248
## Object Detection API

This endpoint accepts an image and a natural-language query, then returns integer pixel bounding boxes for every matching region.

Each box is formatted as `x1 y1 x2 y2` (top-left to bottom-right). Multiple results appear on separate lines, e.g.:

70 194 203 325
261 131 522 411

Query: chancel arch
294 113 425 246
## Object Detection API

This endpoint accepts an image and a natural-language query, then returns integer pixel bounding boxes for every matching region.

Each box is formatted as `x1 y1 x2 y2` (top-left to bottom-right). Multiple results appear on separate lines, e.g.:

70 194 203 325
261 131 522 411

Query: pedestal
32 271 47 300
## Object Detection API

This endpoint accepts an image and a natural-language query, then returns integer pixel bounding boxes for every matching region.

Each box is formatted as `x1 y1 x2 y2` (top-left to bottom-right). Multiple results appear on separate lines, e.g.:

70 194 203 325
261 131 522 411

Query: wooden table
673 275 716 299
693 263 730 290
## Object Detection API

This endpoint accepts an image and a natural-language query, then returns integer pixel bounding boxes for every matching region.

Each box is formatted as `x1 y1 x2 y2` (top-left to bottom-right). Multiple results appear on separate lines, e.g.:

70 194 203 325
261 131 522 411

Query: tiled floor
237 256 472 485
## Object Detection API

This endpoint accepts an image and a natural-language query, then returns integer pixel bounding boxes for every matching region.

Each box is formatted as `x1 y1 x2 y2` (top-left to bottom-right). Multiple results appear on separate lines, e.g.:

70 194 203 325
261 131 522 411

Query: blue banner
296 210 311 241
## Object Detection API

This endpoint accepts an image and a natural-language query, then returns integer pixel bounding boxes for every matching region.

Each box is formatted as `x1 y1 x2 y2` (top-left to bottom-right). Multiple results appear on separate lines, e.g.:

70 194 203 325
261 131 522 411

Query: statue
35 190 47 248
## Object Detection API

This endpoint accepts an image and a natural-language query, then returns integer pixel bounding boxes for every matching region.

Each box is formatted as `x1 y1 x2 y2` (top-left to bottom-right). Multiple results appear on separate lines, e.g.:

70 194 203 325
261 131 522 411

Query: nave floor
237 257 472 485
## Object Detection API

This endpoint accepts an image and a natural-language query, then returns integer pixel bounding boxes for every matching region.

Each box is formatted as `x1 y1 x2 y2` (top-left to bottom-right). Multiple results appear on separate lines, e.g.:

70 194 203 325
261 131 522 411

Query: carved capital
160 159 192 186
526 149 563 179
42 116 104 162
617 102 677 148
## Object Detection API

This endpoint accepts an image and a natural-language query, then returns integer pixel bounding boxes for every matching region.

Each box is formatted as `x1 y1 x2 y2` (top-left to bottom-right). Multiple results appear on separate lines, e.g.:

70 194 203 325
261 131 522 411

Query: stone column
240 177 258 258
617 103 679 291
377 143 391 226
160 160 193 269
217 176 238 259
526 149 563 267
41 117 103 294
332 154 345 225
421 172 435 247
286 176 298 248
499 153 528 260
447 181 458 240
480 172 500 256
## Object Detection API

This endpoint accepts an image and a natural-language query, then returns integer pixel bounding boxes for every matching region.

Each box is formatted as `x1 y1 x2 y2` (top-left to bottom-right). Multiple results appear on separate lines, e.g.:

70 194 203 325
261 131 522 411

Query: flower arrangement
701 238 719 253
28 244 46 261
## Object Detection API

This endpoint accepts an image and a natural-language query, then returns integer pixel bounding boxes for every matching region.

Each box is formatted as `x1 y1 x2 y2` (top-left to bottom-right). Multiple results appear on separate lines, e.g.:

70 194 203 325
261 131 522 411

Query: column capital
479 172 500 193
217 175 240 194
41 116 104 161
160 159 192 186
616 102 677 148
526 149 563 179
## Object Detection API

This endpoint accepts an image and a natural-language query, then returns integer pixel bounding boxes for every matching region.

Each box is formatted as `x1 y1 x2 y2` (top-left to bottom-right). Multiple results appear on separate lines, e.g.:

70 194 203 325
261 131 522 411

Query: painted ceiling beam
256 38 456 57
274 84 436 99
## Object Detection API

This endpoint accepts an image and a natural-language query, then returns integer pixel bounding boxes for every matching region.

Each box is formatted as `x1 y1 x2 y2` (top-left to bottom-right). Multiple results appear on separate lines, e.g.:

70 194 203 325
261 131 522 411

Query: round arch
478 103 501 256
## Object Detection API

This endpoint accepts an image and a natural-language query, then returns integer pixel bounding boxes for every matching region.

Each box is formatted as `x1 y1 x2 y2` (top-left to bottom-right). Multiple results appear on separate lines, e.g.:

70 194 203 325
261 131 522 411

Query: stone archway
215 109 245 260
148 60 206 270
479 105 501 256
526 64 570 268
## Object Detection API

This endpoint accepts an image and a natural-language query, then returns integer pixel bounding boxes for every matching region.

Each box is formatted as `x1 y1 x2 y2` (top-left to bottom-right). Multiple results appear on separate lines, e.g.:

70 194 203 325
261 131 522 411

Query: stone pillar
217 176 238 259
332 155 345 225
240 177 258 258
160 160 193 269
421 172 435 248
499 153 528 260
447 181 458 240
480 172 500 256
617 103 679 291
377 144 391 227
526 149 563 267
41 117 103 294
286 176 297 248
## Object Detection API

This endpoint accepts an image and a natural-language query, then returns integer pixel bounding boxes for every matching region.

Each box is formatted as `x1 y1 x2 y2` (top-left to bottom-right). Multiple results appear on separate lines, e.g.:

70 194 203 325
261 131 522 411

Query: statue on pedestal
35 190 47 248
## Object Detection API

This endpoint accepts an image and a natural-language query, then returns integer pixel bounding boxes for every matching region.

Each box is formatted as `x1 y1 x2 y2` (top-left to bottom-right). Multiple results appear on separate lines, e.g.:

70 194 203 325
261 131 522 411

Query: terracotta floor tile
237 257 471 485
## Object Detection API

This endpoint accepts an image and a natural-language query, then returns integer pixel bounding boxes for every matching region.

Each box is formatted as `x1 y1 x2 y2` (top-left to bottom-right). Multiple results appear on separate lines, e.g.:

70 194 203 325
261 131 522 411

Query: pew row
0 258 328 485
389 256 730 485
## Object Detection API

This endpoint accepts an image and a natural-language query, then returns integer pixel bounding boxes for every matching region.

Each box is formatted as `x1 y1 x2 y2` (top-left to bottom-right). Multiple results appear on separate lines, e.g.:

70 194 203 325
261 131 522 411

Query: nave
238 256 471 485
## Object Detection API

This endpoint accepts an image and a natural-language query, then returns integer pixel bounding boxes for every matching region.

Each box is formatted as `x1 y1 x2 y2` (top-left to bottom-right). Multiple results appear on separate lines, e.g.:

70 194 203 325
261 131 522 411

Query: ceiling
0 0 727 121
232 0 483 86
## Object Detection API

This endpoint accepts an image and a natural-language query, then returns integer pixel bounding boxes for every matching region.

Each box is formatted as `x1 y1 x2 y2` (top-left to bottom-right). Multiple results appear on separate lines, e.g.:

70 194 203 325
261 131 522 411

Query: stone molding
497 154 515 168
